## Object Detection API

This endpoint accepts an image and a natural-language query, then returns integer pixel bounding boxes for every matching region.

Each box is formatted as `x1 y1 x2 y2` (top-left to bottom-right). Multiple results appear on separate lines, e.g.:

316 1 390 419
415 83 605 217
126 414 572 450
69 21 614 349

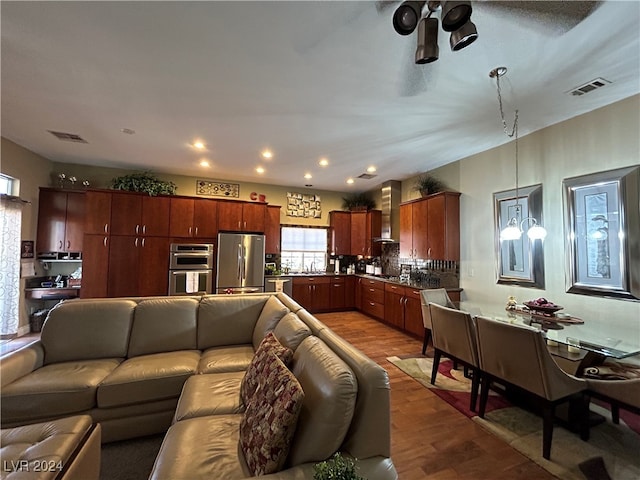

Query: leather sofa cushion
198 345 254 374
1 359 122 424
97 351 200 408
197 295 270 349
252 296 290 350
0 415 96 480
274 312 312 351
287 336 357 466
128 298 198 357
173 372 244 423
42 300 136 364
149 415 249 480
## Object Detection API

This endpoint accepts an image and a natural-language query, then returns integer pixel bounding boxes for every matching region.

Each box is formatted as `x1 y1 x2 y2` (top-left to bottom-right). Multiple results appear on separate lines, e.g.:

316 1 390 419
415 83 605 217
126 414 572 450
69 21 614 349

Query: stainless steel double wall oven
168 243 214 295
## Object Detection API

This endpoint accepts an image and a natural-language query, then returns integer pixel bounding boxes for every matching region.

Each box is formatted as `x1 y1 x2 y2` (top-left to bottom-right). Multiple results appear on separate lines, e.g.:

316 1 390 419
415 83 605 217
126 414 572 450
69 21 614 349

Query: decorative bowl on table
524 299 563 316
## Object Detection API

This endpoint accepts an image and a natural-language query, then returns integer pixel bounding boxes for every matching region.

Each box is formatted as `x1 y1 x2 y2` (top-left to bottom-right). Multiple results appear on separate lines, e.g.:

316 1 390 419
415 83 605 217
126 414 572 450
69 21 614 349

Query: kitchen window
280 227 327 273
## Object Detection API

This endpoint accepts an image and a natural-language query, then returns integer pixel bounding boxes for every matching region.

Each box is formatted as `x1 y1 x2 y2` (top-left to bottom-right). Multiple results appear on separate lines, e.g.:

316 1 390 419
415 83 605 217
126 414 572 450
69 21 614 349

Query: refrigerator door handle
241 245 247 281
237 244 243 281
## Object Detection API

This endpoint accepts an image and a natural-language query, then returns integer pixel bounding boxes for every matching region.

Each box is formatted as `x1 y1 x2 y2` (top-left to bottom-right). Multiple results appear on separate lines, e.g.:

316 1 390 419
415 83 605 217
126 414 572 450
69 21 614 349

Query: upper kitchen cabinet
84 190 112 235
110 192 170 237
350 210 381 257
399 192 460 261
329 211 351 255
217 201 266 233
265 205 281 254
36 188 85 255
169 197 218 239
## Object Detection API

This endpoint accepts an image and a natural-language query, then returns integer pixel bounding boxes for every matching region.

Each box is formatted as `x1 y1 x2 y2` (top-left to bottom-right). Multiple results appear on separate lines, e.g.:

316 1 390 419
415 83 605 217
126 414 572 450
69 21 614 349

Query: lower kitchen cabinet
384 283 406 329
360 278 385 320
329 276 346 310
292 276 331 313
403 287 425 337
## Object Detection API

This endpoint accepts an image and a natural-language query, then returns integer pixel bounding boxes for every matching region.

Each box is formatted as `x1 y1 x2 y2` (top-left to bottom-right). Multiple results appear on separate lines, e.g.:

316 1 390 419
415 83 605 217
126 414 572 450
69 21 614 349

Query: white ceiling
2 1 639 193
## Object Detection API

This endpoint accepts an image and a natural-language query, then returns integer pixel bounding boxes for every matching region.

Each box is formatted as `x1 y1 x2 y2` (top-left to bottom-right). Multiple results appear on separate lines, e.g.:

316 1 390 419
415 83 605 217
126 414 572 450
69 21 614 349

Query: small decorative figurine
506 295 517 310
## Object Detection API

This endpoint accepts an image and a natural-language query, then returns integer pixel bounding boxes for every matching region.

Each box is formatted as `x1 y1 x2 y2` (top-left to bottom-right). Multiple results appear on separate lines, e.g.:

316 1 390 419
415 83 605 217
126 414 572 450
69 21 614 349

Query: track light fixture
393 0 478 65
440 1 473 32
415 17 439 64
393 1 426 36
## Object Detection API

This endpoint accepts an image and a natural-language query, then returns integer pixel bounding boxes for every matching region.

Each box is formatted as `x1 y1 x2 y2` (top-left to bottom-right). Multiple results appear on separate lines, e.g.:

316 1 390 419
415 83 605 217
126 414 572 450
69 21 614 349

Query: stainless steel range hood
374 180 401 243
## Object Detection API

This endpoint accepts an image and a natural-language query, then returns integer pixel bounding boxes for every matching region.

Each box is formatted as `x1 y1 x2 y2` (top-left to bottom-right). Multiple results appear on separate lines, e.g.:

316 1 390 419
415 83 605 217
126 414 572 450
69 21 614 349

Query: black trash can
29 309 49 333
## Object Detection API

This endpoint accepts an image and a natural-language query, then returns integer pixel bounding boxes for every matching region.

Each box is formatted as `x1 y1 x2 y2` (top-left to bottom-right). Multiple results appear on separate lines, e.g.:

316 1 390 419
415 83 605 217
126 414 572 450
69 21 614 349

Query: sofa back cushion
287 336 357 466
197 295 270 349
42 299 136 364
128 298 199 357
252 296 290 350
273 313 312 351
318 328 391 460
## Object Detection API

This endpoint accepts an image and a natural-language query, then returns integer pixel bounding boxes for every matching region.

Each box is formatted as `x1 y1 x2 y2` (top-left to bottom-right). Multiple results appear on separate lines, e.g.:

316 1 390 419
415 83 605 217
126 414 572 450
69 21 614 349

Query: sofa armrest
0 341 45 387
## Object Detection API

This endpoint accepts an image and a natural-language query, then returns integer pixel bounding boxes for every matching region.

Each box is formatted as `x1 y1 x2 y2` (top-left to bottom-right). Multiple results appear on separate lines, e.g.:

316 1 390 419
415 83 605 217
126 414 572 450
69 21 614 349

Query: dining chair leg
479 375 491 418
542 403 555 460
422 328 431 355
431 349 442 385
470 369 480 412
611 403 620 424
579 393 590 441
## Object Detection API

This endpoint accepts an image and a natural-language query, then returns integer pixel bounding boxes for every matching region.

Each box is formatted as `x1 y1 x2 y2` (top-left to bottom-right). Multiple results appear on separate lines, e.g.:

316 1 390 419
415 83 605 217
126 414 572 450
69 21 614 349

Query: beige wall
419 95 640 337
1 137 54 333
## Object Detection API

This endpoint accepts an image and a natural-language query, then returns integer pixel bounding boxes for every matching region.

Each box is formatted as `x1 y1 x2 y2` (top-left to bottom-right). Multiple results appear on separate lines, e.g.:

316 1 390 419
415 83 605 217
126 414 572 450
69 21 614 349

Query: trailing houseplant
414 173 444 197
341 192 376 211
313 453 363 480
111 172 177 196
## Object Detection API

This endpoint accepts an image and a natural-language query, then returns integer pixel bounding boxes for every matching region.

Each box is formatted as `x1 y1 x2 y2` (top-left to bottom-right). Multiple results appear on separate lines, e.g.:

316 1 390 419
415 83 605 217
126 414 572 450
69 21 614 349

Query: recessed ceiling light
304 173 312 179
199 159 210 167
256 166 265 174
120 128 135 135
367 166 377 173
319 158 329 167
261 149 273 159
193 141 205 150
305 184 313 187
346 178 354 184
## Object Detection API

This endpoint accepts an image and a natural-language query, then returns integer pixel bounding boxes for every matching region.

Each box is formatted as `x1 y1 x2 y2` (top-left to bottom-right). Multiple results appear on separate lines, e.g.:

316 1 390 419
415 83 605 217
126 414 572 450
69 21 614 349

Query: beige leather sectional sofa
1 292 398 479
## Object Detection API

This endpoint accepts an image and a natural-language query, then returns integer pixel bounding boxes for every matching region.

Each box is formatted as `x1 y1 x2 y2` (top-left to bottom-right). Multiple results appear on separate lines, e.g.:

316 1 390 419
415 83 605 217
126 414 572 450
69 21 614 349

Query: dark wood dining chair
428 303 480 412
475 316 590 460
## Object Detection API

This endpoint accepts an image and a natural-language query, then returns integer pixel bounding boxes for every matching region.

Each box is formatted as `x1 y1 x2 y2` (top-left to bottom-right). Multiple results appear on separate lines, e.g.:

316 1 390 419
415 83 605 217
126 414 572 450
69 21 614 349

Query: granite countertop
265 273 461 291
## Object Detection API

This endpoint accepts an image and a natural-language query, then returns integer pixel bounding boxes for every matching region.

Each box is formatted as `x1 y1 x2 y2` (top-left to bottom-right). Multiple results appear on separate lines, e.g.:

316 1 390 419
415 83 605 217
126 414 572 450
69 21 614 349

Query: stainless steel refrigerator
215 233 265 294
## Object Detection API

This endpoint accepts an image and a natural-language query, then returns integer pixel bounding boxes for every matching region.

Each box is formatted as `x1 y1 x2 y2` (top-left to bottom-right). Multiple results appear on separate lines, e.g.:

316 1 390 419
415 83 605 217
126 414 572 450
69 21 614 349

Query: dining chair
475 316 590 460
420 289 456 355
584 358 640 424
428 303 480 412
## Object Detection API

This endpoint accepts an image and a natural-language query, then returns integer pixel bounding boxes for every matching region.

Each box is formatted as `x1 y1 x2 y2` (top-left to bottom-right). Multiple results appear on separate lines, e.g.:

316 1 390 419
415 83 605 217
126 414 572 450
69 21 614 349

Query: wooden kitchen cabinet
36 188 85 255
169 197 218 239
404 287 425 337
354 276 362 310
84 190 112 235
329 276 346 310
360 277 385 320
329 211 351 255
107 235 170 297
218 201 266 233
384 283 406 329
399 192 459 261
265 205 281 254
292 276 331 313
80 234 110 298
350 210 382 257
110 192 170 237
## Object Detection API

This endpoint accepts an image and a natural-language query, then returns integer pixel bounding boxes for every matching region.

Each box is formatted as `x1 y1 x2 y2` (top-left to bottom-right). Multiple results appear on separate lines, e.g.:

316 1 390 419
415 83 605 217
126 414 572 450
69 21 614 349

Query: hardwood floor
315 311 555 480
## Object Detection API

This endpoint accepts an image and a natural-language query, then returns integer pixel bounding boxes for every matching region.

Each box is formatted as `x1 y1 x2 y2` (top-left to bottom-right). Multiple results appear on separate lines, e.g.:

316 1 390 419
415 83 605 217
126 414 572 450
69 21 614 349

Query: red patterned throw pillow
241 332 293 406
240 353 304 476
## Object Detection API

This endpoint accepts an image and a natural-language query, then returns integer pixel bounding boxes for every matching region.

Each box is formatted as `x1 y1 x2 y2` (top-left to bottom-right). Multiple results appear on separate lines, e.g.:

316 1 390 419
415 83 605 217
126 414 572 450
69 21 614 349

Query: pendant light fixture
491 66 547 242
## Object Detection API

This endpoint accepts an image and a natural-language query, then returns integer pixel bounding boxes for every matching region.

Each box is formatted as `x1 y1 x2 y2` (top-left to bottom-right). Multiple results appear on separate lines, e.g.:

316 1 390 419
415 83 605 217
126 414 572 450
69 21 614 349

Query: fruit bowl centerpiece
524 298 563 316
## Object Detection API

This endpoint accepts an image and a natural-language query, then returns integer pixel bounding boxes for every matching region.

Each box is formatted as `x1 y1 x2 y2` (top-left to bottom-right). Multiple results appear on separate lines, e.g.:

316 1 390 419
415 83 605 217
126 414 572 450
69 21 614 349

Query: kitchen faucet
309 261 316 273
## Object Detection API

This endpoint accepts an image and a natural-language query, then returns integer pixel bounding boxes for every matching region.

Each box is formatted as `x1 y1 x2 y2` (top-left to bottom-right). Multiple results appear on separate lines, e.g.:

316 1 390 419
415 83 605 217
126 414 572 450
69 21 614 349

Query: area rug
100 434 164 480
387 355 640 480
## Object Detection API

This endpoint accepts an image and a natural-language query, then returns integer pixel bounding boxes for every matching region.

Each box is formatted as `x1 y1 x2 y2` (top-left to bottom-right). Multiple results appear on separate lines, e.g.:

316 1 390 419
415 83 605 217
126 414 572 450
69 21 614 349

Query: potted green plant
313 453 363 480
414 173 444 197
341 192 376 211
111 172 177 196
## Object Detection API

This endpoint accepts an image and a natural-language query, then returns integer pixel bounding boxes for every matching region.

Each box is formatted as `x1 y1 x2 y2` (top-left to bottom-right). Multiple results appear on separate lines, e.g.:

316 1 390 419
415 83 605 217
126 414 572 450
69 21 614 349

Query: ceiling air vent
48 130 88 143
357 173 377 180
566 77 611 96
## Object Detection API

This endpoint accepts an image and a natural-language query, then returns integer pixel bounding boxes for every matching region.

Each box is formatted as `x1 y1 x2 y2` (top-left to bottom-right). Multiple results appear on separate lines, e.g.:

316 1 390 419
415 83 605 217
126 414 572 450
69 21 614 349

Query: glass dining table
479 307 640 360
